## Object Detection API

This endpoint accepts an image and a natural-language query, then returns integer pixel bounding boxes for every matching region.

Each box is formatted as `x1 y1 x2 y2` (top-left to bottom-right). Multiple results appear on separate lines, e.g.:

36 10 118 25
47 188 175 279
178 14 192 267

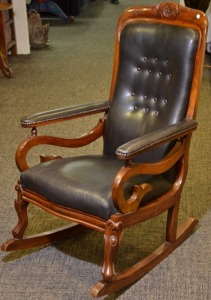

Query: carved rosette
158 3 179 19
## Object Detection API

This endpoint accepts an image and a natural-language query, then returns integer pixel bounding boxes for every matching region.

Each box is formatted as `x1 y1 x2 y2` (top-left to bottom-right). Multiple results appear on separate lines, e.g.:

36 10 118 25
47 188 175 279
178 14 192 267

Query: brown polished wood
15 117 106 171
1 2 208 298
91 218 198 297
0 1 16 77
2 223 89 252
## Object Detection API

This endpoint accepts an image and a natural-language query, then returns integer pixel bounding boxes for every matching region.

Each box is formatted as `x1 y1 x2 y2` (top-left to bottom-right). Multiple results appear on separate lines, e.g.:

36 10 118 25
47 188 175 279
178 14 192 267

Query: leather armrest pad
116 119 198 159
21 100 110 127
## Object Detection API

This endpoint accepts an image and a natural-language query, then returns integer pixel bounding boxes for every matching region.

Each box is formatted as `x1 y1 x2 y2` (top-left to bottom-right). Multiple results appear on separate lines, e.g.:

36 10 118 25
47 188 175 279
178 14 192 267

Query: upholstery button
137 67 141 71
164 99 168 104
165 59 169 64
134 106 138 111
131 92 135 96
159 72 162 76
144 57 147 61
145 108 149 112
154 57 158 62
169 73 172 78
154 97 158 102
154 111 159 115
148 69 152 73
143 95 147 99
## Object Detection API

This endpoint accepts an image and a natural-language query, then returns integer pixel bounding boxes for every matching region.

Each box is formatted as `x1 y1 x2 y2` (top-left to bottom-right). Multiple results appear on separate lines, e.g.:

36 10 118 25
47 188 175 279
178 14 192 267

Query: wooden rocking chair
1 2 208 297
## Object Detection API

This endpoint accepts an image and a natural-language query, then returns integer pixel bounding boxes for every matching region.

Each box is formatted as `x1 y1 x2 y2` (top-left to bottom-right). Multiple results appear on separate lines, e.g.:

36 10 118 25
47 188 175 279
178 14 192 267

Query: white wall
12 0 30 54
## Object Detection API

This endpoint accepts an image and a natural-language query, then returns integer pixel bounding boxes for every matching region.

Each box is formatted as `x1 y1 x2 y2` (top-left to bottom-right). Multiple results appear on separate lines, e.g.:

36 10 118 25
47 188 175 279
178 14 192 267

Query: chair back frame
110 2 207 120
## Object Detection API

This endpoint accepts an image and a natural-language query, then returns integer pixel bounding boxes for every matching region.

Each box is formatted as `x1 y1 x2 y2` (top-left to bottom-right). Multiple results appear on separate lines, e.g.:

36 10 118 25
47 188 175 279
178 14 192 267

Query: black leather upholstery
20 156 172 219
21 100 110 127
20 21 199 220
116 119 198 159
103 22 199 162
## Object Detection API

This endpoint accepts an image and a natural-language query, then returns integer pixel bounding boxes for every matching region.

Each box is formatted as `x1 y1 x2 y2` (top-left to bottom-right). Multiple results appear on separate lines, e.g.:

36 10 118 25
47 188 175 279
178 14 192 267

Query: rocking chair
1 2 208 297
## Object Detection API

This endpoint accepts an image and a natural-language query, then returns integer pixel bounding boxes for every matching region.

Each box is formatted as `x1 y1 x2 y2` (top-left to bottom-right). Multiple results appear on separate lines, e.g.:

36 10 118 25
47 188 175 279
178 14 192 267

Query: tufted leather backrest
103 22 199 162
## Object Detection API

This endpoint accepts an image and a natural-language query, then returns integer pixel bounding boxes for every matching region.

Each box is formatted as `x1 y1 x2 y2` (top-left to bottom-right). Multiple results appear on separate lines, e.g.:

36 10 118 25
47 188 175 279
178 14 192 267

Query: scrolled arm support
112 166 153 214
16 118 105 172
112 139 186 214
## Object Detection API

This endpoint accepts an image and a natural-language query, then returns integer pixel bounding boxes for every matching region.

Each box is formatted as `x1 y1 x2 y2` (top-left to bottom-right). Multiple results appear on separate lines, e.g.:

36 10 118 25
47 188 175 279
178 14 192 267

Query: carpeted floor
0 1 210 299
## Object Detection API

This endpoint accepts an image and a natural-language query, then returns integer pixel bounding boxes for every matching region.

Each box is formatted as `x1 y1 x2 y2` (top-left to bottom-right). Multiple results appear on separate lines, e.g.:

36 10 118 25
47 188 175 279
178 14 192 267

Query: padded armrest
21 100 110 128
116 119 198 160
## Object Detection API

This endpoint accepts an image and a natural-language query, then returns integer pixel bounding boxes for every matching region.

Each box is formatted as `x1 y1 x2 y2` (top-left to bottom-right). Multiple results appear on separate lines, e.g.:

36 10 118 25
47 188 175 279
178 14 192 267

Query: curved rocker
91 217 198 297
1 224 89 252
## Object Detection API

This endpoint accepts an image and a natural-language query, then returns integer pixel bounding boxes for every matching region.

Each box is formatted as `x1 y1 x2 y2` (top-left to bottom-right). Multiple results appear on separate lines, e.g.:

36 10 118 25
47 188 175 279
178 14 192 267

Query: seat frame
1 3 208 297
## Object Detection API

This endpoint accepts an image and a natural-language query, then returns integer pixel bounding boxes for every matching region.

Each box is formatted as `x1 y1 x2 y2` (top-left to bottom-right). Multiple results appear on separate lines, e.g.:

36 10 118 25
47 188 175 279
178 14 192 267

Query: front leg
102 220 123 282
12 182 29 239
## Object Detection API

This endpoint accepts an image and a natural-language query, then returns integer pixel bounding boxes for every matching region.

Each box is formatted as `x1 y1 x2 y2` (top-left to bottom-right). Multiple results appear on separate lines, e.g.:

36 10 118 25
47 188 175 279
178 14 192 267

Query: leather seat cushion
20 155 172 220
